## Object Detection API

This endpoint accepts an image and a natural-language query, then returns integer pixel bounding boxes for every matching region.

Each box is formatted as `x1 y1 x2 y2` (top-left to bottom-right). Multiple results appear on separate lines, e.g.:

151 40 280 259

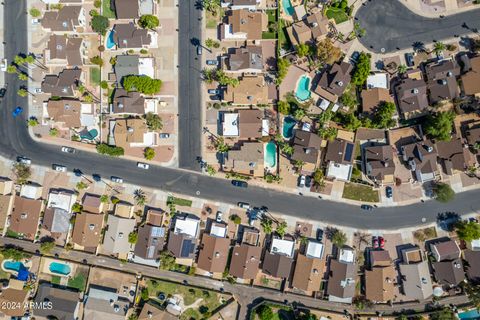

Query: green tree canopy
144 147 155 160
455 220 480 242
331 229 347 247
433 182 455 203
276 221 287 238
29 8 41 17
351 52 371 86
257 305 273 320
139 15 159 29
128 232 138 244
91 15 109 35
123 75 162 95
277 100 291 115
145 112 163 130
40 240 56 254
96 143 124 156
276 58 291 84
260 217 273 234
372 101 396 128
424 111 455 141
296 43 310 58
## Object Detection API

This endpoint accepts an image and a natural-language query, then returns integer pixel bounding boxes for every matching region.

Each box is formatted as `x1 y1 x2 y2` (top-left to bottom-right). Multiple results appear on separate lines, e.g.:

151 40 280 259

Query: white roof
339 248 355 263
331 103 340 112
81 103 93 114
318 99 330 111
262 119 269 136
301 122 311 132
223 24 247 40
366 73 388 89
326 162 352 181
471 239 480 250
174 216 199 238
139 58 155 78
210 224 227 238
271 238 295 258
222 113 239 136
47 191 76 212
144 99 158 114
81 114 95 127
20 184 41 200
306 241 324 259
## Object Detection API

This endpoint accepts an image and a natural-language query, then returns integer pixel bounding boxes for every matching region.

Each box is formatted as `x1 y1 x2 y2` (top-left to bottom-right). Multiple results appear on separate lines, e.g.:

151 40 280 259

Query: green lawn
90 67 101 85
326 7 349 24
51 275 61 285
278 19 291 51
0 255 12 280
342 183 379 202
67 273 86 291
167 196 192 207
5 229 20 239
262 31 276 40
266 9 277 23
102 0 116 18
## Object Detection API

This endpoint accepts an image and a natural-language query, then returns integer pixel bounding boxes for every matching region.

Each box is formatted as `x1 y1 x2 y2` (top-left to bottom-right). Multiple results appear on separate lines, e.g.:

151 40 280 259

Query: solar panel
150 226 165 238
181 239 193 257
344 143 354 162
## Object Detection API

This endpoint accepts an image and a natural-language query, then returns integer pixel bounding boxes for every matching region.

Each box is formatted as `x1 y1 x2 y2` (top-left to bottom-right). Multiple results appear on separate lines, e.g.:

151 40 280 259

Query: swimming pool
80 129 98 140
295 75 311 101
458 309 480 320
282 116 296 139
106 30 116 49
282 0 294 16
265 141 277 168
3 261 26 272
49 262 71 276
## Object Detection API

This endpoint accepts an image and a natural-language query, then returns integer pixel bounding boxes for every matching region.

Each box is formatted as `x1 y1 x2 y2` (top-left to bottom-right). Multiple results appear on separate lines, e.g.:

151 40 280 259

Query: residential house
430 239 461 261
19 183 43 200
115 202 134 218
313 62 352 103
436 138 476 175
0 177 13 196
113 23 152 49
9 195 43 240
114 0 140 19
365 250 396 303
197 222 231 273
113 118 157 149
220 9 267 41
0 279 29 318
43 189 76 239
291 240 324 292
400 140 438 182
167 214 200 265
262 236 295 279
134 209 167 261
226 46 264 73
325 138 355 181
44 34 83 67
114 55 155 83
286 11 329 46
82 194 104 214
425 60 460 105
327 247 356 303
33 283 81 320
45 99 82 128
361 88 394 115
465 122 480 147
42 68 82 97
138 303 178 320
399 246 433 300
221 109 264 139
102 214 136 258
41 6 86 32
430 240 464 287
464 249 480 284
366 73 389 90
460 55 480 96
223 142 264 177
363 145 396 184
229 227 262 280
223 76 269 105
111 89 146 115
291 130 323 173
84 285 131 320
394 77 429 119
71 211 104 253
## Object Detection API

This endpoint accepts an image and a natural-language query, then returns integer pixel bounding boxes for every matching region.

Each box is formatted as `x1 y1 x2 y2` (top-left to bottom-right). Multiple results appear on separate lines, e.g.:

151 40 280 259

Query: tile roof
42 69 81 97
291 130 322 165
436 138 476 174
228 46 264 72
134 224 166 260
114 0 140 19
114 23 151 49
238 109 263 139
197 233 231 273
361 88 394 113
262 252 294 279
229 243 261 279
327 259 356 299
461 55 480 95
46 99 82 127
464 249 480 283
364 145 395 181
10 196 42 240
71 211 103 251
41 6 83 32
114 118 148 149
394 77 429 116
223 76 269 105
313 62 352 102
82 194 103 214
46 35 83 66
33 284 80 320
112 89 145 114
226 10 266 40
365 265 396 302
102 215 136 255
291 253 324 292
224 142 264 174
325 139 355 165
432 258 465 286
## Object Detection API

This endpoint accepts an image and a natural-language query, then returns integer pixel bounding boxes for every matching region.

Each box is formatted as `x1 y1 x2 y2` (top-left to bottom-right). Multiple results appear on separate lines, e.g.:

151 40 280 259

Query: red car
379 236 385 249
372 236 379 249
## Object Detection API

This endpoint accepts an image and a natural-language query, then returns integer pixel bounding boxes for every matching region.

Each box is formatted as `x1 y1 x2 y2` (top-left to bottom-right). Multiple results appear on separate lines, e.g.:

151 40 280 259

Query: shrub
351 52 371 86
144 147 155 160
277 100 291 115
94 0 101 8
96 143 125 156
29 8 41 17
145 112 163 130
140 49 148 54
433 182 455 203
90 55 103 67
138 14 160 29
100 81 108 89
89 9 98 16
98 45 105 52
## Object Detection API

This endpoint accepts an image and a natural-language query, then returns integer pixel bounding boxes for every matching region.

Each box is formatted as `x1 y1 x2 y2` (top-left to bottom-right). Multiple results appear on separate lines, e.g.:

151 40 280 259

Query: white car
216 211 223 222
61 146 75 153
111 176 123 183
17 157 31 165
237 202 250 210
34 88 43 94
298 175 306 188
0 59 7 72
53 164 67 172
31 18 40 25
137 162 150 170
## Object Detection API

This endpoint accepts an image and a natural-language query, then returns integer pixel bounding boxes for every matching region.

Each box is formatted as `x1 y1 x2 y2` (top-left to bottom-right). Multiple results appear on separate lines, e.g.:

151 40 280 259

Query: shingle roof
41 6 82 32
464 249 480 283
112 89 145 114
229 244 261 279
114 0 139 19
33 284 80 320
325 139 355 164
262 252 293 279
228 46 264 72
291 253 324 292
71 211 103 252
10 196 42 240
42 69 81 97
114 23 151 49
394 77 429 115
197 233 231 273
314 62 352 101
364 145 395 181
432 258 465 286
327 259 356 299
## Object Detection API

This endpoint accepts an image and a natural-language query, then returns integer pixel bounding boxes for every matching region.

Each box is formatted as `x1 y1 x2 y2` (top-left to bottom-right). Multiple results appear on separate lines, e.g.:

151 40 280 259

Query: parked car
0 58 6 72
379 236 385 249
17 156 31 165
0 88 6 98
197 46 202 55
237 202 250 209
361 204 373 211
350 51 360 63
206 60 218 66
232 180 248 188
405 52 414 67
298 175 306 188
372 236 379 249
208 89 219 95
386 186 393 198
31 18 40 25
61 146 75 154
52 164 67 172
216 211 223 222
305 176 312 188
12 106 23 118
73 169 82 177
316 228 324 242
34 88 43 94
111 176 123 183
159 133 170 139
137 162 150 170
92 174 101 182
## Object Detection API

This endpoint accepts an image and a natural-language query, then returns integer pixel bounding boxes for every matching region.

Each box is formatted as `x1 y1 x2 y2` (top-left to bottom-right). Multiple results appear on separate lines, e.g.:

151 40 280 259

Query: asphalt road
177 0 203 171
355 0 480 53
2 0 480 230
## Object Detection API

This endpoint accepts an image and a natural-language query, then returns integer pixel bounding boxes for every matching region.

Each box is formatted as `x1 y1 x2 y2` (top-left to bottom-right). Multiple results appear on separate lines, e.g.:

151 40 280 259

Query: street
356 0 480 53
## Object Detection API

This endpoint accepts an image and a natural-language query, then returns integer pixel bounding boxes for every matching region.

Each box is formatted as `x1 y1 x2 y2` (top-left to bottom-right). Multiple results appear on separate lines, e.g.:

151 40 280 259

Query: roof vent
421 277 428 285
62 21 68 28
113 305 120 313
311 22 318 27
88 224 95 231
118 103 124 109
337 81 344 87
240 18 246 24
441 79 447 85
118 232 124 238
215 252 220 258
447 71 453 77
20 213 27 219
56 45 63 50
412 88 419 94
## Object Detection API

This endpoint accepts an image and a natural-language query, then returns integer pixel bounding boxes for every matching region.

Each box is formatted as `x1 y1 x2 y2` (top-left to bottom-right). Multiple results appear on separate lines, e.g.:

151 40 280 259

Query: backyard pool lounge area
295 75 312 101
264 141 277 172
2 259 31 280
282 116 297 139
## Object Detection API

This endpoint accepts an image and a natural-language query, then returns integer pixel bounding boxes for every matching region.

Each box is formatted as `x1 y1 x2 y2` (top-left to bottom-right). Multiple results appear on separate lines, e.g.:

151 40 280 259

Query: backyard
102 0 116 19
0 254 12 280
342 183 379 202
325 7 349 24
146 279 228 320
90 67 101 86
262 9 277 40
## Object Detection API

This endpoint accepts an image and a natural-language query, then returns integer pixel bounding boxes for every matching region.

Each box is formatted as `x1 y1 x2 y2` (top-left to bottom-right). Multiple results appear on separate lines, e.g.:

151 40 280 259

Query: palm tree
18 73 28 81
17 88 28 97
397 64 408 74
433 42 446 56
134 189 147 206
6 65 18 74
412 41 426 53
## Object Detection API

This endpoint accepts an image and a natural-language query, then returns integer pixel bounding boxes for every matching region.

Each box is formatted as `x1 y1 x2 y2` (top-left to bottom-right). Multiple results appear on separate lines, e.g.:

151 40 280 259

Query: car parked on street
92 174 101 182
17 156 31 165
137 162 150 170
361 204 373 211
0 59 6 72
0 88 6 98
232 180 248 188
52 164 67 172
12 106 23 118
61 146 75 154
197 46 202 55
237 202 250 209
111 176 123 183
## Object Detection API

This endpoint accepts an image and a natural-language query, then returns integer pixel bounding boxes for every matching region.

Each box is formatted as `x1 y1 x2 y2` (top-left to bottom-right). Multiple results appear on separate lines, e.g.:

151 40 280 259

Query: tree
76 181 88 190
331 229 347 247
312 169 325 188
206 165 216 176
433 182 455 203
230 214 241 224
100 81 108 89
294 108 305 120
215 70 239 87
433 41 446 56
202 0 220 14
91 15 109 35
145 112 163 130
351 52 371 86
134 189 147 206
29 8 41 17
96 143 125 156
7 65 18 74
397 64 408 74
49 128 58 136
277 100 291 115
429 307 455 320
260 217 273 234
18 73 28 81
276 58 290 84
281 143 293 156
17 89 28 97
139 14 159 29
202 68 215 84
128 232 138 244
90 55 103 67
276 221 287 238
90 9 99 16
40 240 55 254
94 0 101 8
1 248 26 261
205 38 220 49
316 38 342 65
215 137 230 153
257 305 273 320
144 147 155 160
424 111 455 141
341 112 362 131
296 43 310 57
123 75 162 95
372 101 396 129
14 55 25 66
72 203 83 213
100 195 109 203
159 251 176 270
455 220 480 242
28 118 39 127
462 281 480 310
339 91 357 109
318 127 337 141
13 163 31 185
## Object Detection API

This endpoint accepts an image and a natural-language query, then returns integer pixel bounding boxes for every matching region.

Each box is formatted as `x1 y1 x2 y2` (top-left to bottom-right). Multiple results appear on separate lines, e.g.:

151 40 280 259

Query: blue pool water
282 116 296 139
458 309 480 320
282 0 294 16
3 261 26 272
295 75 311 101
106 31 116 49
80 129 99 140
265 141 277 168
49 262 71 276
